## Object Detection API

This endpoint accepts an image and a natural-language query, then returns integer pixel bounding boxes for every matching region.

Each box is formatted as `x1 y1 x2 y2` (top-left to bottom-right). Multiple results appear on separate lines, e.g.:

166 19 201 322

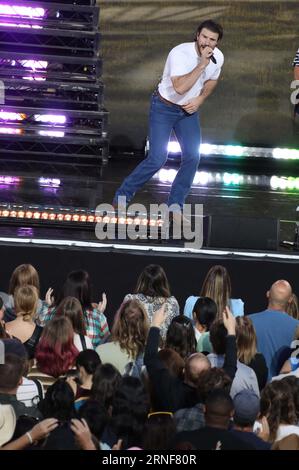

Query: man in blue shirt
250 280 299 380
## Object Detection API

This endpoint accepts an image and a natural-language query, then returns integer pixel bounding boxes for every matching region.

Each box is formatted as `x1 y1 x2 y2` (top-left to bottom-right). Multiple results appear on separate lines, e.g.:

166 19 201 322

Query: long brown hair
112 300 149 359
260 380 297 442
14 285 39 322
235 316 257 365
55 296 86 335
135 265 171 298
200 265 231 320
9 264 40 295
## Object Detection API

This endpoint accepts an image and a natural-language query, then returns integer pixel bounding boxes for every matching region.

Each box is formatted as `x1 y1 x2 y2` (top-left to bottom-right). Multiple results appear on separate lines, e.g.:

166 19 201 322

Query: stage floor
0 155 298 253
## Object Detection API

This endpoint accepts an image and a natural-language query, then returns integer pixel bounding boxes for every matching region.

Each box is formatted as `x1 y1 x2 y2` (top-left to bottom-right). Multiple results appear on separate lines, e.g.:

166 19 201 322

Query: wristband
26 432 33 444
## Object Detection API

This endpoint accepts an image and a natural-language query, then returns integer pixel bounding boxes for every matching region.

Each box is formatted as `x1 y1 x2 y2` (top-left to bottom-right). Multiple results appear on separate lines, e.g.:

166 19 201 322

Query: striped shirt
17 377 44 407
293 48 299 67
37 304 110 348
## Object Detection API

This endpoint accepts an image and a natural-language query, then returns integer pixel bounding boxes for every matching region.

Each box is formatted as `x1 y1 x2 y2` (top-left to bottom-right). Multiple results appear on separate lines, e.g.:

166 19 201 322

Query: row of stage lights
166 142 299 160
0 206 164 227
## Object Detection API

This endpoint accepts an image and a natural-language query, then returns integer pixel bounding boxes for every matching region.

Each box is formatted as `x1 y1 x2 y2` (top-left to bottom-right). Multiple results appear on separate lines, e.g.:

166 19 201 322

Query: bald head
184 353 211 387
267 280 293 310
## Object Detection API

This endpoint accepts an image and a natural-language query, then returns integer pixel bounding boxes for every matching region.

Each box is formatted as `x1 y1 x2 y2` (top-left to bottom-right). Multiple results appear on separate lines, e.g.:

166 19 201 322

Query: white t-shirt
73 333 93 352
158 42 224 105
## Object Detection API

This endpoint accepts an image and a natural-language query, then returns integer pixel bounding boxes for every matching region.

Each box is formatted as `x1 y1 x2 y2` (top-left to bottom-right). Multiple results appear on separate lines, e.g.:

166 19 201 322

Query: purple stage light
0 110 26 121
0 22 42 29
35 114 66 125
38 130 65 138
38 177 61 188
0 5 45 19
20 60 48 70
17 227 34 237
0 127 22 135
23 76 46 81
0 175 20 185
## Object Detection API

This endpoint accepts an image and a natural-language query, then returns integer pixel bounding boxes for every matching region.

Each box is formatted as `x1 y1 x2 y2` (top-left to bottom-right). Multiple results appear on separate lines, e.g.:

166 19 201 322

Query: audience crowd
0 263 299 451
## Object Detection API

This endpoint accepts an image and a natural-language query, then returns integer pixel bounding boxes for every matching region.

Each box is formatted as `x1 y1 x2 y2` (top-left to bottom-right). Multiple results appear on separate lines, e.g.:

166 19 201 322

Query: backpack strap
79 334 87 350
30 377 44 401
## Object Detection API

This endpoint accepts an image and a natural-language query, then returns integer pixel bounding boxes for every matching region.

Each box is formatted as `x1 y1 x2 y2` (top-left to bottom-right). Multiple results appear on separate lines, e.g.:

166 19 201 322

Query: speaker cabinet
206 216 279 251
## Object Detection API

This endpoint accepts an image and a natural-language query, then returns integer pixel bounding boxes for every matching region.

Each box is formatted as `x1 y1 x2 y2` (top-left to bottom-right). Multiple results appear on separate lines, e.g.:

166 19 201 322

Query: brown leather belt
156 90 182 108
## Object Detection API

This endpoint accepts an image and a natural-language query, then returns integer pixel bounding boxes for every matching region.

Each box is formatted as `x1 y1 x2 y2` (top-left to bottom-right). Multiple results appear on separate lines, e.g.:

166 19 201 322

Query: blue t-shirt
250 309 299 380
184 295 244 320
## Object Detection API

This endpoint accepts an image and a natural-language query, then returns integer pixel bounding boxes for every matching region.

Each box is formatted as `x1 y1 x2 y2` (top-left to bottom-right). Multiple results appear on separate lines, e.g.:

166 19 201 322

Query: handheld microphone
210 54 217 64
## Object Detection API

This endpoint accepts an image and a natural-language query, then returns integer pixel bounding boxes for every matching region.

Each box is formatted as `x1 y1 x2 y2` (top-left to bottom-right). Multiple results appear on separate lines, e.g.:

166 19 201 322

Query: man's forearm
199 79 218 101
295 66 299 80
172 63 207 95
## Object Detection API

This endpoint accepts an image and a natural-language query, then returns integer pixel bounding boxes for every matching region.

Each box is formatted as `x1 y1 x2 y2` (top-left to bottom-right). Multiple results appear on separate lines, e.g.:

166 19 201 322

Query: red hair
35 317 78 377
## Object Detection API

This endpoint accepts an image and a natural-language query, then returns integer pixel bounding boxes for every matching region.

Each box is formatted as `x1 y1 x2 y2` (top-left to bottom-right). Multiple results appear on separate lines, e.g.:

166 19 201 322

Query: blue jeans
114 93 201 209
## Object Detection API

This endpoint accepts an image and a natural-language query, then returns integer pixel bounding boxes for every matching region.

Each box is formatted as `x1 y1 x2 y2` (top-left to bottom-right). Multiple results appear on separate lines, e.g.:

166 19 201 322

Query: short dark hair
193 297 217 331
194 19 223 41
0 354 24 390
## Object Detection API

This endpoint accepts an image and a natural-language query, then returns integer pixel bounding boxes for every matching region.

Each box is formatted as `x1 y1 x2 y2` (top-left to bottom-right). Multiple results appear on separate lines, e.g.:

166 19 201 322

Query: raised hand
45 287 54 306
97 292 107 314
222 306 236 335
152 303 167 328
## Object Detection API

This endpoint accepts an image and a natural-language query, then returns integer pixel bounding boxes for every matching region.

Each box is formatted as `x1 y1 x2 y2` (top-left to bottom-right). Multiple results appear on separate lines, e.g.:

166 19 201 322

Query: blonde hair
200 265 231 320
9 264 40 295
14 285 39 322
285 294 299 320
235 316 257 365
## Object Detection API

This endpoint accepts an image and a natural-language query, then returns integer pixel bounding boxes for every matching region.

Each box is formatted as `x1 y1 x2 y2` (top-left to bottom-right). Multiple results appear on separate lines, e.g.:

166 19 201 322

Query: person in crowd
5 286 43 359
0 338 44 408
184 265 244 320
192 296 217 353
143 412 176 450
78 400 108 446
174 367 232 433
55 297 93 351
285 293 299 320
260 379 299 442
66 349 101 407
144 304 237 412
1 412 58 450
1 264 44 321
0 353 41 419
165 315 197 360
231 389 271 449
124 264 179 340
174 389 254 450
249 280 299 380
208 309 260 398
235 316 268 391
90 363 122 411
38 270 110 348
106 376 149 449
38 378 76 421
33 317 79 381
278 325 299 375
96 299 148 376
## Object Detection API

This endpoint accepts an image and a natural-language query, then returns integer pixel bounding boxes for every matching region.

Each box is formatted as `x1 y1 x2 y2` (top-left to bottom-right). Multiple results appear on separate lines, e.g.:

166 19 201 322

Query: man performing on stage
113 19 224 223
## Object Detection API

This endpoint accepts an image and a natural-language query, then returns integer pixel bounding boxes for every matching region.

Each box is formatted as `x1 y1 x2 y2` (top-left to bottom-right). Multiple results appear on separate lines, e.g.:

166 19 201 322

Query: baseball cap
233 389 260 424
